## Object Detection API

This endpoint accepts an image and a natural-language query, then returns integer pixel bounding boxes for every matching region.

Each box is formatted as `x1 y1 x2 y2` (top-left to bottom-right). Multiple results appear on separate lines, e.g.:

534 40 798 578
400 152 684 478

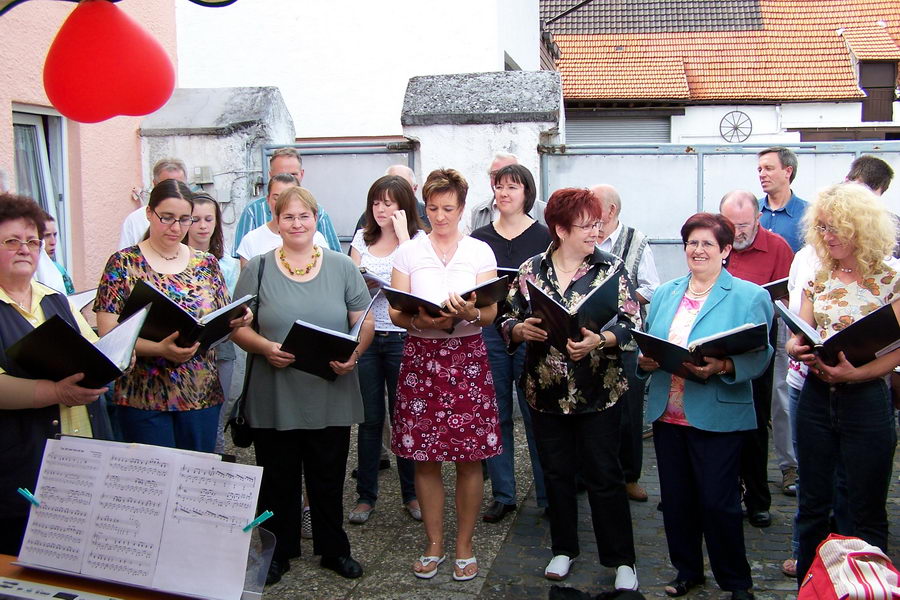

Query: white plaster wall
175 0 538 138
404 121 552 225
671 105 801 144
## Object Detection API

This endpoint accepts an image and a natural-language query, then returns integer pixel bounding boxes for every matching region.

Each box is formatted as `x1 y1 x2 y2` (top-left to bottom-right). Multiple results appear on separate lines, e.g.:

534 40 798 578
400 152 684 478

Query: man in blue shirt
756 147 807 252
232 147 340 257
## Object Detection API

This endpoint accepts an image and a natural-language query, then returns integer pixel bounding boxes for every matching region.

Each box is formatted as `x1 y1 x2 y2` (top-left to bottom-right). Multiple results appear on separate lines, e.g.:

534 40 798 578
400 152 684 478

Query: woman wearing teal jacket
637 213 773 600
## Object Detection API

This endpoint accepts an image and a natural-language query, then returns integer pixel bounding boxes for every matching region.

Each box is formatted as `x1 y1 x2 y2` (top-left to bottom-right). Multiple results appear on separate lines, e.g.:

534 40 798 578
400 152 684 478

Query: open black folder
775 300 900 367
525 267 624 354
762 277 789 302
632 323 769 383
7 305 149 388
382 275 511 318
280 294 378 381
119 280 254 354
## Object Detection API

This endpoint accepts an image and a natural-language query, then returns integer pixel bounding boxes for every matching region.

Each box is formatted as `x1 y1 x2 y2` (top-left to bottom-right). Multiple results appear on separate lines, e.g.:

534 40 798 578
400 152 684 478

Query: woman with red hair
498 187 640 591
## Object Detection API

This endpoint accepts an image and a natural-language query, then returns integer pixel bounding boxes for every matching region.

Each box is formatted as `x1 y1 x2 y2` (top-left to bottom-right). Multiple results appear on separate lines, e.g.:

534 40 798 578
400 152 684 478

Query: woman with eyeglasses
182 192 241 453
637 213 772 600
0 193 113 556
497 188 640 591
231 186 374 584
786 183 900 582
94 179 249 453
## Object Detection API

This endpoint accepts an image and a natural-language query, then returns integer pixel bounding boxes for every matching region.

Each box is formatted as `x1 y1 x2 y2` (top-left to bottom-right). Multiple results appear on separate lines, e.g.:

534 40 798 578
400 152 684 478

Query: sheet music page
18 438 101 573
153 457 262 600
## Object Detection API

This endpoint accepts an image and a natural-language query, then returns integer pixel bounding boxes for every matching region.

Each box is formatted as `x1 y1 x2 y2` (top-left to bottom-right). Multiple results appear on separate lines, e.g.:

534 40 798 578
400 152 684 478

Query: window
860 62 897 122
12 109 68 265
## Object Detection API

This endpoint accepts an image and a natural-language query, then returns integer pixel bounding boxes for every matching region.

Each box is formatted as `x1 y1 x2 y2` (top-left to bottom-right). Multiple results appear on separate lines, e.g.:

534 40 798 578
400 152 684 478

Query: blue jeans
117 404 221 452
483 325 547 507
795 376 896 580
356 331 415 505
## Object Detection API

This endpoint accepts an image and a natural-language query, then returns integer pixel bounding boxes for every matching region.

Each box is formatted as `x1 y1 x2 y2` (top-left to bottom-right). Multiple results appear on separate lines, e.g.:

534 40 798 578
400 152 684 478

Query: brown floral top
499 245 641 415
803 264 900 340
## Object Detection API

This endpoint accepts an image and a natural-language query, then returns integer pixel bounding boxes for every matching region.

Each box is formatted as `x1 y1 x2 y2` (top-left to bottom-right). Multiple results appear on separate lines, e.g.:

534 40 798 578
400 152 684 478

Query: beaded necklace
280 245 321 276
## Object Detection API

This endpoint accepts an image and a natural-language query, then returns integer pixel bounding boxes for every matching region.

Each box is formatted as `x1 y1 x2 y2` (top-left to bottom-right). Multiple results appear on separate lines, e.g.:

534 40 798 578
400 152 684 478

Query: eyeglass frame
152 209 198 227
813 224 841 235
571 221 604 232
1 238 43 252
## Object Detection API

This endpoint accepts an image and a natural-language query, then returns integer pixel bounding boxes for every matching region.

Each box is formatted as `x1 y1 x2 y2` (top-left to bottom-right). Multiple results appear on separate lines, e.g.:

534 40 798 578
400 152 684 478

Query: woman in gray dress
232 186 374 585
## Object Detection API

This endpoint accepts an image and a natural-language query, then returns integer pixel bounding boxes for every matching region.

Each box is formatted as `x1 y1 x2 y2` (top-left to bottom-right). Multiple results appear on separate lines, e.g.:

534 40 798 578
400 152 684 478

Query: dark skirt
391 333 501 462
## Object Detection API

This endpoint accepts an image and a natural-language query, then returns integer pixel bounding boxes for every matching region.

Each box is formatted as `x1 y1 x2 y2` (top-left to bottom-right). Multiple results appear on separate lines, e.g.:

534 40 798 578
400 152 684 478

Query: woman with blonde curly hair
786 182 900 581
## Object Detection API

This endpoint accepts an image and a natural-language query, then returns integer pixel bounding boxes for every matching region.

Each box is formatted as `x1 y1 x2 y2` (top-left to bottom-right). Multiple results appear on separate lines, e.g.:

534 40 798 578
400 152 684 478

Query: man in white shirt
591 184 660 502
118 158 188 250
236 173 326 267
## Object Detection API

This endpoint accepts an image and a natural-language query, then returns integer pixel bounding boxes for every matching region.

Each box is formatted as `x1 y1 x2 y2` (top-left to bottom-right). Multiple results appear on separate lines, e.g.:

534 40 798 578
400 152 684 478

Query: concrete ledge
141 87 287 137
401 71 561 126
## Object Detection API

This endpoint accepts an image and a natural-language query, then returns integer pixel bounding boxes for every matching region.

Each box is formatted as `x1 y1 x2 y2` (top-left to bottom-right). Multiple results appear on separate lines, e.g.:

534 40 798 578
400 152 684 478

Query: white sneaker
615 564 638 591
544 555 574 580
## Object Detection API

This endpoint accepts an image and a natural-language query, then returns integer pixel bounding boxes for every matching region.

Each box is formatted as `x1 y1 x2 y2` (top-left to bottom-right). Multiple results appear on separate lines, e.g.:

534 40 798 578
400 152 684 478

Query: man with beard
719 190 794 529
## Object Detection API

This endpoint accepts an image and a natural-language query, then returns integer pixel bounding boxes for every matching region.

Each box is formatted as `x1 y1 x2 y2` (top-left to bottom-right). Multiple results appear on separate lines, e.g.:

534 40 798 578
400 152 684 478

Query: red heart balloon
43 0 175 123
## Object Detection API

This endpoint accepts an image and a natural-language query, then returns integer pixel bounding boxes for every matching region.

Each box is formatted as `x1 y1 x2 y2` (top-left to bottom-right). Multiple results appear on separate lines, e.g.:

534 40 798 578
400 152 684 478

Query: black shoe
748 510 771 528
664 576 705 597
482 500 516 523
265 558 290 586
350 459 390 480
320 555 363 579
731 590 754 600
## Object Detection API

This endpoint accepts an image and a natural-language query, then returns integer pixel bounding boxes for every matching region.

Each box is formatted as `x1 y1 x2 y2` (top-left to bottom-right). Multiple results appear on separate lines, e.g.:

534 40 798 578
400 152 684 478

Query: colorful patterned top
93 246 229 411
804 264 900 341
659 295 708 426
499 244 641 415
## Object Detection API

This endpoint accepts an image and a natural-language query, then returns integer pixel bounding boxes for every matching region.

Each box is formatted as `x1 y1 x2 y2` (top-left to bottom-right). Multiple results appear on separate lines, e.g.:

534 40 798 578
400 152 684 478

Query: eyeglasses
572 221 603 232
1 238 42 252
685 240 718 249
279 214 316 224
814 224 840 235
153 209 197 227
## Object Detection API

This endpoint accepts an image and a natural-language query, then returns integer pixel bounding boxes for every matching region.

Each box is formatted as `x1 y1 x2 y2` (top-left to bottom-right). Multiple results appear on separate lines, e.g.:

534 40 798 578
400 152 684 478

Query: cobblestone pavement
242 421 899 600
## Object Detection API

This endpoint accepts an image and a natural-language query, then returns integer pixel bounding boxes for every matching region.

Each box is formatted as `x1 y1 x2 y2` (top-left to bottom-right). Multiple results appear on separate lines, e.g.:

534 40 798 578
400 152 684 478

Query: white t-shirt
236 223 327 261
118 205 150 250
392 234 497 339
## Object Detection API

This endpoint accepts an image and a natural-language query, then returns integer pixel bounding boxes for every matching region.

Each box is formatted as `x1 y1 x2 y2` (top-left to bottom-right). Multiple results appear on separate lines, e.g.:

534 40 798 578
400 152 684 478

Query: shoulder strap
234 254 266 418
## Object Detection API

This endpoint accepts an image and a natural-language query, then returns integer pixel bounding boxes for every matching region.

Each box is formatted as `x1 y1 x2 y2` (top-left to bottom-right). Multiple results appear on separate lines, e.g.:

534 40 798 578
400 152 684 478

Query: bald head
589 184 622 240
719 190 760 251
719 190 759 214
385 164 417 191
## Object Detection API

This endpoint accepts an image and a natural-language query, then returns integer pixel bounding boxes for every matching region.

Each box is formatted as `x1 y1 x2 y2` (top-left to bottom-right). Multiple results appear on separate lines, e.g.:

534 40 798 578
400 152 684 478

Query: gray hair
385 164 417 187
590 184 621 212
719 189 759 214
151 158 187 184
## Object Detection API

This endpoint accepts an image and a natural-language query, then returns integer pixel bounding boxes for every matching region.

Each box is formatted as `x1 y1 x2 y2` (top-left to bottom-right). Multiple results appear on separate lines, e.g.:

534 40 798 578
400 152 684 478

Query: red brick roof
555 0 900 102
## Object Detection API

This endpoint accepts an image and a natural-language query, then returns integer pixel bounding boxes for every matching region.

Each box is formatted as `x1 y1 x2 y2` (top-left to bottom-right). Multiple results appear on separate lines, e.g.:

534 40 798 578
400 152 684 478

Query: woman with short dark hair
638 212 773 600
498 187 640 590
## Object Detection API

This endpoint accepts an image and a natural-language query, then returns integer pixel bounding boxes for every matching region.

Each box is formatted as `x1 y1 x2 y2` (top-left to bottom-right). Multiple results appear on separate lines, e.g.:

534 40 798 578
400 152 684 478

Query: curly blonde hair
803 182 893 279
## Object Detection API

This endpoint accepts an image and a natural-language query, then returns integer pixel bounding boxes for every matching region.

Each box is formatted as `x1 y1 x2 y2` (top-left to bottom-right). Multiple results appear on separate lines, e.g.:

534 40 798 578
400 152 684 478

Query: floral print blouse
499 245 641 415
804 264 900 340
94 246 229 412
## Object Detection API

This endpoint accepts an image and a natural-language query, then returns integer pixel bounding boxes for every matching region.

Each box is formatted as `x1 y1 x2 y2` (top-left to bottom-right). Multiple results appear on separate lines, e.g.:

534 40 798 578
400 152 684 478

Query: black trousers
252 426 351 562
654 422 752 592
740 323 776 513
619 350 645 483
531 403 635 567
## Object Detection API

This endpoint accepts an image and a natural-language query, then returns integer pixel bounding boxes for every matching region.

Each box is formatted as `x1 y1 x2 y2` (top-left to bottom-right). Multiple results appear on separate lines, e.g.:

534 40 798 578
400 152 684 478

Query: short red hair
544 188 604 246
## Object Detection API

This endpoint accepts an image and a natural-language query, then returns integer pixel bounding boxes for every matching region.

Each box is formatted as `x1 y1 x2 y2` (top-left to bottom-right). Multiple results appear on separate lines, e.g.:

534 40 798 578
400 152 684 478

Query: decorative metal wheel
719 111 752 143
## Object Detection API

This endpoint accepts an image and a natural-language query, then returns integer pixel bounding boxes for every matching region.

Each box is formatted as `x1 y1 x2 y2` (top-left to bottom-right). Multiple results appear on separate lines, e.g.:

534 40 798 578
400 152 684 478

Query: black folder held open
118 280 255 355
631 322 769 384
382 275 510 318
7 305 149 388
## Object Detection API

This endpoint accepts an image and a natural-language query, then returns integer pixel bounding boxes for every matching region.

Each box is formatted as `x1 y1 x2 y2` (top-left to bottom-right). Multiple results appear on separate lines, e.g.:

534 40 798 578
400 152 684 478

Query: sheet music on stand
16 437 265 600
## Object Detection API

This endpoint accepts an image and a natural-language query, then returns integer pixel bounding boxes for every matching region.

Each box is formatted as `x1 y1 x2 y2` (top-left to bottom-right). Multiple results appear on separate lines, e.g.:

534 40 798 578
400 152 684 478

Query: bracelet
595 334 607 351
410 315 422 333
716 359 730 376
466 308 482 326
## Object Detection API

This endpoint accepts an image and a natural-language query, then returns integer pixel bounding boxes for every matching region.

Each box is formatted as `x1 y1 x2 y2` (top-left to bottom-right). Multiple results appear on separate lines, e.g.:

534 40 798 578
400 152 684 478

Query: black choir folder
763 277 789 302
6 305 149 389
632 322 769 384
525 267 623 354
382 275 511 317
774 300 900 367
280 294 378 381
118 280 254 354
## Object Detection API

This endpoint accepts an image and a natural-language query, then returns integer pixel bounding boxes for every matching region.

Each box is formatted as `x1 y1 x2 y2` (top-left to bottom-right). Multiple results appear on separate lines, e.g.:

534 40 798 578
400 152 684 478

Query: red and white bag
800 534 900 600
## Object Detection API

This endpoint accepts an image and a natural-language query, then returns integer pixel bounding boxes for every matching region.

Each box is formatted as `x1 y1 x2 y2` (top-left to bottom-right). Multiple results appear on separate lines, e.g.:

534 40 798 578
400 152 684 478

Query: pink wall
0 0 177 289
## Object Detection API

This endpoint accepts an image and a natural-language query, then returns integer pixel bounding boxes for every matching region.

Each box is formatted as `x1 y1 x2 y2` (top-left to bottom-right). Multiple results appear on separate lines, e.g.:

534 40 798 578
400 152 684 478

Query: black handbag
226 255 266 448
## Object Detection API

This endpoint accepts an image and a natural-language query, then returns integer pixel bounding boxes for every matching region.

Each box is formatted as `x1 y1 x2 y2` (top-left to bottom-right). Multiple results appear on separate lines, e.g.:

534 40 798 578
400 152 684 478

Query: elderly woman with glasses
786 183 900 582
0 193 112 556
498 188 640 591
94 179 248 453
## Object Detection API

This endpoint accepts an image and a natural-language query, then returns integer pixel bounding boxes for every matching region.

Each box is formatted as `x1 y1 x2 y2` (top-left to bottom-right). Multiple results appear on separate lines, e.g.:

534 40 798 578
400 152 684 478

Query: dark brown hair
142 179 194 241
362 175 424 246
492 164 537 214
680 212 735 250
182 192 224 259
0 193 46 238
544 188 603 246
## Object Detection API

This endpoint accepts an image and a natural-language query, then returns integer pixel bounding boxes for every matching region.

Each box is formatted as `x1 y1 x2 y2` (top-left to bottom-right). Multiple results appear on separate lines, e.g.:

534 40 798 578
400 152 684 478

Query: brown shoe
782 467 798 497
625 482 648 502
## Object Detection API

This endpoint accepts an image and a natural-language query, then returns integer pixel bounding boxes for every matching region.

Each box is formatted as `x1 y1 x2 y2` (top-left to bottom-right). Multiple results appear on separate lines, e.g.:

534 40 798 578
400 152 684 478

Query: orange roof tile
555 0 900 102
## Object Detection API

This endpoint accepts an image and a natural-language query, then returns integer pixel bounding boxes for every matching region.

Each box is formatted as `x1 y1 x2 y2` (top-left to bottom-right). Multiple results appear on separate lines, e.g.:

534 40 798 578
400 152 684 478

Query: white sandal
453 556 478 581
545 555 574 580
413 554 445 579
